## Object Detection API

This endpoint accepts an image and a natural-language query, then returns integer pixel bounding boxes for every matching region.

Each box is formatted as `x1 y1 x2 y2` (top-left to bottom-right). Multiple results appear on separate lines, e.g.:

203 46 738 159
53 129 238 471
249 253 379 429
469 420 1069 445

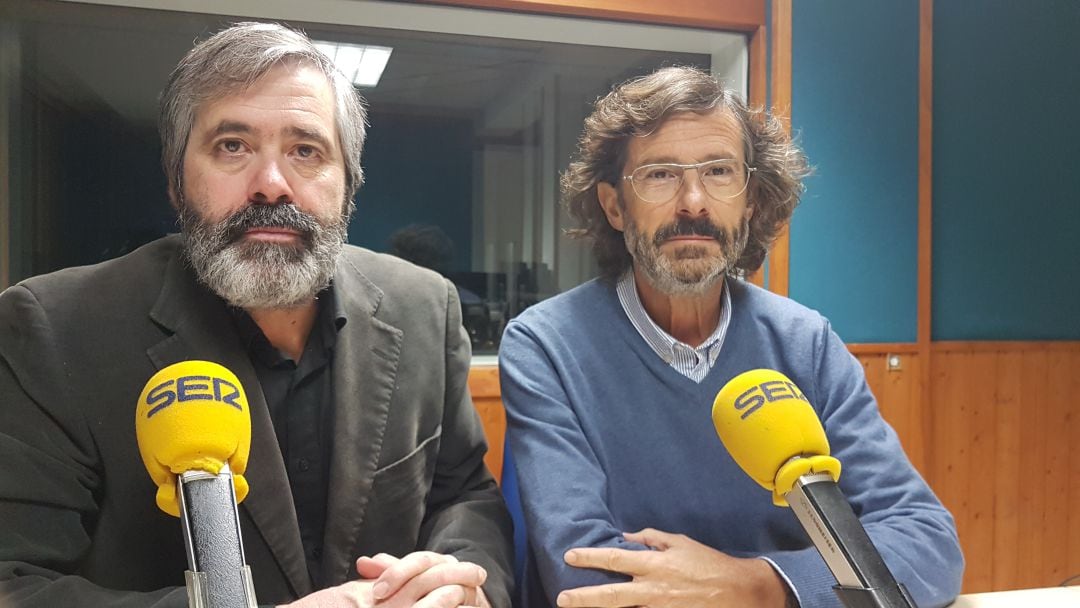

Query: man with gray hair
0 22 512 607
499 66 963 607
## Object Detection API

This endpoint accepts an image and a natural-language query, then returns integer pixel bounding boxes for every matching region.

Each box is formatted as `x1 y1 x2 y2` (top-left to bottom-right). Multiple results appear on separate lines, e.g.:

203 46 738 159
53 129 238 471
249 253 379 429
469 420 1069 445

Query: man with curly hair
499 66 962 608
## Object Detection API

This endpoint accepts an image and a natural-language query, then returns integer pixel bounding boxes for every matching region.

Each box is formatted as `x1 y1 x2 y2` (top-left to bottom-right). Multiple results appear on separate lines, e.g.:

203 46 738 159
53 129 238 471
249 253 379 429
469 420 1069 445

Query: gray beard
625 215 749 297
179 203 348 309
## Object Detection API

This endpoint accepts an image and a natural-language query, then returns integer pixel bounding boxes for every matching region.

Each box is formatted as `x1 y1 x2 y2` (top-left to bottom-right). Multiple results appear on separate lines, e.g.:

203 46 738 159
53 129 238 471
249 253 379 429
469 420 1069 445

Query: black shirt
231 288 346 588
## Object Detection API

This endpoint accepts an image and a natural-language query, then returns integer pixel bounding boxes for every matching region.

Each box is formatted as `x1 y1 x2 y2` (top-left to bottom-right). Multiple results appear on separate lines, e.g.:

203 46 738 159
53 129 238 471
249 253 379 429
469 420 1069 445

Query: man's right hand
556 528 792 608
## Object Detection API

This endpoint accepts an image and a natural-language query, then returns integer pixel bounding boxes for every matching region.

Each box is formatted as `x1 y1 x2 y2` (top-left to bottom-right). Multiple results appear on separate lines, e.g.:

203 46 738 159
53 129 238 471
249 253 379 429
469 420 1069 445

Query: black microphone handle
178 464 256 608
787 472 918 608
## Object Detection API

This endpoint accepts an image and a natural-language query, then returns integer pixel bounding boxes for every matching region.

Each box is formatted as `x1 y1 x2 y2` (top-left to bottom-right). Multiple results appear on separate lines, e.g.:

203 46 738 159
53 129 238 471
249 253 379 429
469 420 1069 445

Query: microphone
135 361 257 608
712 369 917 608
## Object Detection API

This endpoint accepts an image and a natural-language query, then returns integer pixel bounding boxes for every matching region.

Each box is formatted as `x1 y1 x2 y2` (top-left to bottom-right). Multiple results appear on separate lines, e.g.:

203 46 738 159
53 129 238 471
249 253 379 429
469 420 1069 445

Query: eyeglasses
622 159 756 204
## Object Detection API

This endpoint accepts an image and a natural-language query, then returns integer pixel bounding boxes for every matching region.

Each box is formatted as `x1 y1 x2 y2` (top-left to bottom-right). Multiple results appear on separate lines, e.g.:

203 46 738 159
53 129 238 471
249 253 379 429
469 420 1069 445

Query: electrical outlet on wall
886 354 903 372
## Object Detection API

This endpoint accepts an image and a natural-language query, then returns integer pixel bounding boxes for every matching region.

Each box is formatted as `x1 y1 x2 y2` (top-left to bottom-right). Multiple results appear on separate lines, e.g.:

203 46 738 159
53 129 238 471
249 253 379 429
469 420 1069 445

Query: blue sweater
499 278 963 608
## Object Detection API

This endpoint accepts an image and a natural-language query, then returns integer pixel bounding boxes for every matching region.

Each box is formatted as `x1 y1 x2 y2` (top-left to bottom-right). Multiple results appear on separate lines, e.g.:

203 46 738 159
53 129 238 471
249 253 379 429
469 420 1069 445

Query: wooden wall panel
417 0 766 31
831 345 1080 592
928 345 1080 592
766 0 792 296
1069 349 1080 585
917 0 935 477
855 352 926 474
467 365 506 482
893 354 926 475
931 349 971 580
1017 350 1048 590
965 351 997 591
1043 350 1074 586
991 351 1022 591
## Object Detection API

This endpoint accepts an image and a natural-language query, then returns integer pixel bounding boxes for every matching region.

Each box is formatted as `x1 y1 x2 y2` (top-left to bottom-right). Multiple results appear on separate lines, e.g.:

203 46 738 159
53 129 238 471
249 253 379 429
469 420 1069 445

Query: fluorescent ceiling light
313 41 393 87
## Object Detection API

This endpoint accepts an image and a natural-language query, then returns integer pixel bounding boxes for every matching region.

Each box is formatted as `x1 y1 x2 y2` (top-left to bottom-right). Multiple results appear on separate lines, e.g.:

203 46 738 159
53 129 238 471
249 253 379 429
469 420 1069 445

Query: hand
277 579 377 608
557 528 790 608
355 551 490 608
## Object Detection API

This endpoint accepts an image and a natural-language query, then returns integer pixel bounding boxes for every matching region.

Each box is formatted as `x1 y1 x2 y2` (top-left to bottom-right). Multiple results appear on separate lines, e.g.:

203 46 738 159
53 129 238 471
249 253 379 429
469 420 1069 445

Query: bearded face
175 63 354 310
622 211 750 296
594 110 756 296
179 200 351 309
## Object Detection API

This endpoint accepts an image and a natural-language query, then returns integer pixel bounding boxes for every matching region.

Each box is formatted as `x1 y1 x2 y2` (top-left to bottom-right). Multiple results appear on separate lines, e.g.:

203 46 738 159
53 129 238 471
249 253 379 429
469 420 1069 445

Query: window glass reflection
1 0 739 354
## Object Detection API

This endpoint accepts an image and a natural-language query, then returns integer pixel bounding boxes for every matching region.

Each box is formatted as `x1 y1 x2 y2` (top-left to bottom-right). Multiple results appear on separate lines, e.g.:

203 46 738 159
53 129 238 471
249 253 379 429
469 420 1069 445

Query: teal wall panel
932 0 1080 340
789 1 920 343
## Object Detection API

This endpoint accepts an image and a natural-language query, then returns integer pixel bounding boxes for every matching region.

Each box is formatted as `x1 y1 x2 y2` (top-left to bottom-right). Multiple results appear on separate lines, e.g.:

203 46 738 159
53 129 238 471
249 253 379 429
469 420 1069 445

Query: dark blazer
0 235 513 607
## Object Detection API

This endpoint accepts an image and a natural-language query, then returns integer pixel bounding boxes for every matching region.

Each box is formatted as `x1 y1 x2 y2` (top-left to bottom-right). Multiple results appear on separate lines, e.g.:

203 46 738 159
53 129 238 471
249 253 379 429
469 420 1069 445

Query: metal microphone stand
787 472 918 608
177 463 258 608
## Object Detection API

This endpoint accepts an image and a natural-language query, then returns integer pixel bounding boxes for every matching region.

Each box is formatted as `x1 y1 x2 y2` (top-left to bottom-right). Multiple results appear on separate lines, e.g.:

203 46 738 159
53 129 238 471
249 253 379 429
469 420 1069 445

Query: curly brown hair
562 66 810 281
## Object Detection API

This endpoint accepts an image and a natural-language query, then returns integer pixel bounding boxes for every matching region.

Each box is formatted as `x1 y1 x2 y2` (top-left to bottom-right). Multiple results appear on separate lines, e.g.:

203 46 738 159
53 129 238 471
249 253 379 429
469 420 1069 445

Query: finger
286 580 379 608
556 582 650 608
623 527 680 550
372 551 458 599
356 553 399 579
412 584 467 608
393 561 487 605
372 552 401 564
564 547 653 576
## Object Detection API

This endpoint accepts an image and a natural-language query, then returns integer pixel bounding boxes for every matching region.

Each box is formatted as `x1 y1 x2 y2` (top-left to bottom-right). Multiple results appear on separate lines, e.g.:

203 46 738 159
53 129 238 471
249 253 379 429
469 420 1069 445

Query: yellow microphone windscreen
712 369 832 495
135 361 251 516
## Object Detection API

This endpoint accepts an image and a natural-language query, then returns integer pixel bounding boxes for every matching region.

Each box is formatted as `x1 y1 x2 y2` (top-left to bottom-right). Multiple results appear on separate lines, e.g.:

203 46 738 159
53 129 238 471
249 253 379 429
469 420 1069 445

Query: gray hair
562 65 810 280
159 22 368 205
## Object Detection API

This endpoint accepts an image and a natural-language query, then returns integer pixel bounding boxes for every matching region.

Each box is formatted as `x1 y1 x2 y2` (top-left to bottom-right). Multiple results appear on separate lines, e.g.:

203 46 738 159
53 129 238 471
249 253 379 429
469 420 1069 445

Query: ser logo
734 380 808 420
144 375 243 418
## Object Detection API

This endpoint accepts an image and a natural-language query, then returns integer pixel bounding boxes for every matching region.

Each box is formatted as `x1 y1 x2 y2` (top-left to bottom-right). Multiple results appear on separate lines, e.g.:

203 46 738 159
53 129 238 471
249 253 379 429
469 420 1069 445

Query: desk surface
950 586 1080 607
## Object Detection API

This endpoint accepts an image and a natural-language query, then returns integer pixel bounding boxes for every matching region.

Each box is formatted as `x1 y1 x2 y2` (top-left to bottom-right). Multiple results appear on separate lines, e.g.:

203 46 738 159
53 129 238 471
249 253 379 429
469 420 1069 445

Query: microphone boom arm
788 473 918 608
177 463 257 608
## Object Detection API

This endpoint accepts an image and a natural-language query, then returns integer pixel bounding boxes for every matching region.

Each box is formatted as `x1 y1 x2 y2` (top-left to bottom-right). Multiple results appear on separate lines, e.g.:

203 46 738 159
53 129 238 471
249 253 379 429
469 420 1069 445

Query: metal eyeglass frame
622 159 757 204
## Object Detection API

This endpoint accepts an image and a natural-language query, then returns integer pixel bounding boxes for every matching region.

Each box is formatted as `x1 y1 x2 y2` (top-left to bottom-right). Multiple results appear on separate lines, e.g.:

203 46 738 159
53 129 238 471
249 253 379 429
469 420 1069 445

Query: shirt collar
323 283 348 333
229 283 348 366
616 271 732 366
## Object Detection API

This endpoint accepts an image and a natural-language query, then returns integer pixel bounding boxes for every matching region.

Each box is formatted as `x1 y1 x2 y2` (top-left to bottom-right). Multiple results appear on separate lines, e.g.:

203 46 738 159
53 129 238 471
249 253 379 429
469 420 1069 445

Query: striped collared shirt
616 272 732 383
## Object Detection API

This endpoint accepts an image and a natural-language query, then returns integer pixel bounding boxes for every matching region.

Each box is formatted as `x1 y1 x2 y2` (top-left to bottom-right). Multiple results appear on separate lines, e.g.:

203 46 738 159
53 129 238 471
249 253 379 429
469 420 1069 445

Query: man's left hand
356 551 490 608
557 528 790 608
